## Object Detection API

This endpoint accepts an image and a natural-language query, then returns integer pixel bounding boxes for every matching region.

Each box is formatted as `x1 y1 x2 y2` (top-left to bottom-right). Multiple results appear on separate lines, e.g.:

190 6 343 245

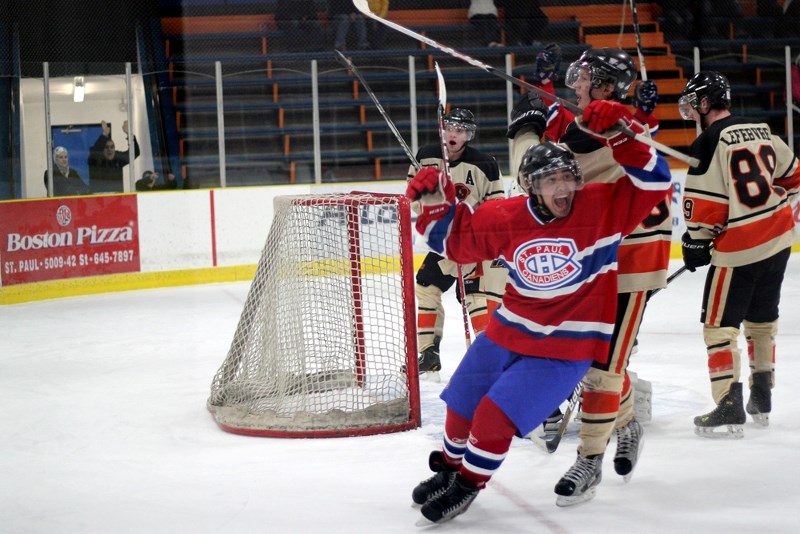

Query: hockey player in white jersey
408 108 504 375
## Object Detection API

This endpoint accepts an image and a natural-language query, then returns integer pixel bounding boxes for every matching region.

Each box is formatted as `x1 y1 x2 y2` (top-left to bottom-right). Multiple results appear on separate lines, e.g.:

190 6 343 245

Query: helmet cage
565 49 636 100
679 71 731 120
444 108 477 141
520 143 584 196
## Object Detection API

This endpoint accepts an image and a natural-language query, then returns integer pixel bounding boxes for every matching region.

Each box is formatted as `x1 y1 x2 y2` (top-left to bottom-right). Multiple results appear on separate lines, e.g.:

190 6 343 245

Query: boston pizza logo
514 238 581 290
55 205 72 227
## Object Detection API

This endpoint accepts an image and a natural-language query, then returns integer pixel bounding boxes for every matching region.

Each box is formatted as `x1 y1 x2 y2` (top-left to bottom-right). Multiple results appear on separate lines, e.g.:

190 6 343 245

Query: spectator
367 0 389 49
329 0 369 50
275 0 321 50
87 120 140 194
656 0 694 39
135 170 178 192
468 0 502 48
757 0 783 17
779 0 799 37
496 0 548 46
709 0 742 37
43 146 89 197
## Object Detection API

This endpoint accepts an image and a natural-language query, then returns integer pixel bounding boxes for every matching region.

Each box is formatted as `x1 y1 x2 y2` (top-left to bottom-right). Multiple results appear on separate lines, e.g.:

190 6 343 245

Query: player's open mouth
553 196 570 210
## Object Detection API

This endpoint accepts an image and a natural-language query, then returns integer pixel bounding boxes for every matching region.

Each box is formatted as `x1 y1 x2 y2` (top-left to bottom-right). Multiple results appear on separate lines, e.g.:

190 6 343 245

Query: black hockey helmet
444 107 477 140
678 71 731 120
565 47 637 101
519 141 583 196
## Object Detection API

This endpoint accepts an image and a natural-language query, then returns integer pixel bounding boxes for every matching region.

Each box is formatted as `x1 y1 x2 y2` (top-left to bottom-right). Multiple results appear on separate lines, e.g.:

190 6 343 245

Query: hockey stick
351 0 699 168
648 265 689 298
435 62 471 349
531 382 583 453
335 50 420 169
628 0 647 82
628 0 653 138
535 263 690 452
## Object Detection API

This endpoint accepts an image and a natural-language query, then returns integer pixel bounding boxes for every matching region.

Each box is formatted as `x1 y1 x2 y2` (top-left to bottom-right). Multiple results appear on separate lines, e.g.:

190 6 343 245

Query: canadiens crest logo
514 238 581 289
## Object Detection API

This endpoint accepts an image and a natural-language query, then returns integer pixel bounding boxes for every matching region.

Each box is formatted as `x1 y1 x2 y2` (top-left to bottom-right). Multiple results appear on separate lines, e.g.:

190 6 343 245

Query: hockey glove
582 100 634 133
534 43 562 83
681 231 712 272
632 80 659 116
406 167 455 221
506 92 548 139
579 99 643 151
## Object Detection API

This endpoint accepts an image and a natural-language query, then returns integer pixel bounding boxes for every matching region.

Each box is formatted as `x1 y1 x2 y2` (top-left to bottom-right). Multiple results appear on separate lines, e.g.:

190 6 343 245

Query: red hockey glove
406 167 455 221
579 100 647 153
582 100 634 134
681 231 712 272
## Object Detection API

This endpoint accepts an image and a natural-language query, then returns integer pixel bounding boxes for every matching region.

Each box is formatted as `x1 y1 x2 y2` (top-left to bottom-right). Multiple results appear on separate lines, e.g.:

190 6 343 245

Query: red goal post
207 192 420 437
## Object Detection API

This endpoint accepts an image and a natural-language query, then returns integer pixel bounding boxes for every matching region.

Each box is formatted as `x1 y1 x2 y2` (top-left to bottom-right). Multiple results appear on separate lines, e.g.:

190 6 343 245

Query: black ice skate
417 339 442 376
614 418 644 482
411 451 457 505
554 453 603 507
746 371 771 427
694 382 746 438
417 474 479 525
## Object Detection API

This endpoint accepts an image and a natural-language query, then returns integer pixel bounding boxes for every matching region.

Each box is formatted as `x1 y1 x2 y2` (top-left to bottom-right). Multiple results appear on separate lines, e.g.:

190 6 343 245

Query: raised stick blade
334 49 351 68
434 62 450 169
352 0 372 16
435 62 447 112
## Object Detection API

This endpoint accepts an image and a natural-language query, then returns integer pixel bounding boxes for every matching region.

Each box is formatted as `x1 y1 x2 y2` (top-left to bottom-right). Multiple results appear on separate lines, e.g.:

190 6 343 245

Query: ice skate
746 372 771 427
554 453 603 507
417 474 479 525
417 337 442 380
614 418 643 482
694 382 746 438
412 451 457 506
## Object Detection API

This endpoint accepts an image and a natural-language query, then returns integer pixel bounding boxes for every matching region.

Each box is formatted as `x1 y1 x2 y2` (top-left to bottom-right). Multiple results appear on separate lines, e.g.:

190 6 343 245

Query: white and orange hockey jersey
683 116 800 267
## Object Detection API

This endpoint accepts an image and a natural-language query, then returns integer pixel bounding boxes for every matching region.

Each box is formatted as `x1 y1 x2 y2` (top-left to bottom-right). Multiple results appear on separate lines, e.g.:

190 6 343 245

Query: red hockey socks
458 397 517 488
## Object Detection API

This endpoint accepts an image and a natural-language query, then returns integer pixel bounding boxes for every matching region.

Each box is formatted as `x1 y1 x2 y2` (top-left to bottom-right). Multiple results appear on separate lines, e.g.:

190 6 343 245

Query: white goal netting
207 192 420 437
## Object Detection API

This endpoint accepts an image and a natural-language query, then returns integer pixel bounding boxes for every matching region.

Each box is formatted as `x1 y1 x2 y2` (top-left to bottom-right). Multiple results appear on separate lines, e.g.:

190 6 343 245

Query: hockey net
207 192 420 437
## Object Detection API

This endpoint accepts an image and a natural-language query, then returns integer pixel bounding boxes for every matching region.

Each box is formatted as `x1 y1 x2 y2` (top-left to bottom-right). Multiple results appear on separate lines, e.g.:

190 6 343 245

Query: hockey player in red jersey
407 108 505 376
406 101 672 524
507 47 670 506
679 71 800 437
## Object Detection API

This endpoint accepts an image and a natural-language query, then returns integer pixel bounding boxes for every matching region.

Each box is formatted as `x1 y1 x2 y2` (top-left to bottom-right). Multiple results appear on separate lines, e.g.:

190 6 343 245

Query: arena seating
159 1 795 186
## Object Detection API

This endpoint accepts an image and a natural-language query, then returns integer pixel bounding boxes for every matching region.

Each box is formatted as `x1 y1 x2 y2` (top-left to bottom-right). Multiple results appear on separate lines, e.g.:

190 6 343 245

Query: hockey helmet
444 108 477 140
678 71 731 120
519 141 583 196
565 48 637 101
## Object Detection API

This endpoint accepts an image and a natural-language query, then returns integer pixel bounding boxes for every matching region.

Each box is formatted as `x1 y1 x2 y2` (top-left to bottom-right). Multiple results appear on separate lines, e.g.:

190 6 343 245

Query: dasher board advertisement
1 196 140 286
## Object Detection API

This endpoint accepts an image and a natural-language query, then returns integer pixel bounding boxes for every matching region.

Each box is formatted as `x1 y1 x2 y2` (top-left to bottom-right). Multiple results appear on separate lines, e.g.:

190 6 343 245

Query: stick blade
334 49 350 68
434 62 447 112
352 0 371 16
